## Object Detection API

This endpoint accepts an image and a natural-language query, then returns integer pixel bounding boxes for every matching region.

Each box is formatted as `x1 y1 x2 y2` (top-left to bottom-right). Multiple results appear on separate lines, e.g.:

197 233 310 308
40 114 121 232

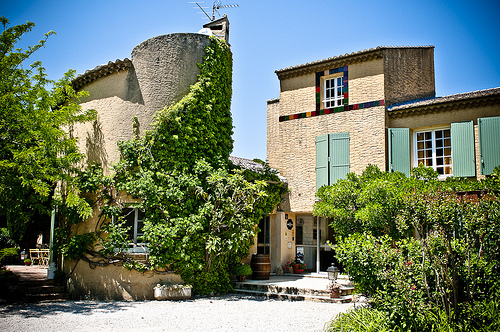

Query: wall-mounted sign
287 219 293 230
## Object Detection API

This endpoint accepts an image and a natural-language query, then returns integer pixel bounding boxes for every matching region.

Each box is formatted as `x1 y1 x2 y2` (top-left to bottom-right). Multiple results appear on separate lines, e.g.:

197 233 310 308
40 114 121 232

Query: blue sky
2 0 499 161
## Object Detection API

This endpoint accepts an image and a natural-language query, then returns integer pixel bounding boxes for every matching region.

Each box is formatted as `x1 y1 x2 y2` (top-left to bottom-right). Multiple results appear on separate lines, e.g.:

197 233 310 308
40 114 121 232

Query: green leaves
0 19 96 246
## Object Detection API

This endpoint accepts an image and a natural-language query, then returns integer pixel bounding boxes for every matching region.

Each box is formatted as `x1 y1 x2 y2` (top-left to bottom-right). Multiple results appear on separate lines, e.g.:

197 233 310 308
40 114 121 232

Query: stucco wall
74 33 210 173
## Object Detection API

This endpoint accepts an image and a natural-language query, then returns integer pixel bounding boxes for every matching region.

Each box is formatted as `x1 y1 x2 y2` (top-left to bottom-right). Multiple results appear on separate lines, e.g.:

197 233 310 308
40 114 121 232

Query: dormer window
324 76 344 108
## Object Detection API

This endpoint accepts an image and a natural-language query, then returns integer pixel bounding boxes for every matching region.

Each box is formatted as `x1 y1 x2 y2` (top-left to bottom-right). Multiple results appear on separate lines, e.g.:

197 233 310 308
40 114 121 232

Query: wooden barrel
251 254 271 280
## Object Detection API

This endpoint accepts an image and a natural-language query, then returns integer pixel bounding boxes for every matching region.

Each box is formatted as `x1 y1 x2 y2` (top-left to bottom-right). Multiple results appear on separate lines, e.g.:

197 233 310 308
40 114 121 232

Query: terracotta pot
330 287 340 298
293 263 301 274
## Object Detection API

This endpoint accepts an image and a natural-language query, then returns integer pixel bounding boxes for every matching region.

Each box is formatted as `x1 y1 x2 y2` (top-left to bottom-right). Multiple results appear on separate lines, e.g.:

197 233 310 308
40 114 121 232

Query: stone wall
267 59 388 213
383 47 435 105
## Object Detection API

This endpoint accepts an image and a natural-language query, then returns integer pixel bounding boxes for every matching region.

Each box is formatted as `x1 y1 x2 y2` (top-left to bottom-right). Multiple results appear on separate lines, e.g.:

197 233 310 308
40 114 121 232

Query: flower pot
154 287 192 300
293 263 301 274
236 275 246 282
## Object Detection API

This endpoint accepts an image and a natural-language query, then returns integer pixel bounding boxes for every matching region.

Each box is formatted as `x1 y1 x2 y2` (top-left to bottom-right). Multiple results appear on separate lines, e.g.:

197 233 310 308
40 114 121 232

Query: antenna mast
190 1 238 21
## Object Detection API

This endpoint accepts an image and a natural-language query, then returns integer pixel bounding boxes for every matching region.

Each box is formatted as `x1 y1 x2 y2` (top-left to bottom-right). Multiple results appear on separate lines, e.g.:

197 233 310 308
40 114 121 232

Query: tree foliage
0 17 96 247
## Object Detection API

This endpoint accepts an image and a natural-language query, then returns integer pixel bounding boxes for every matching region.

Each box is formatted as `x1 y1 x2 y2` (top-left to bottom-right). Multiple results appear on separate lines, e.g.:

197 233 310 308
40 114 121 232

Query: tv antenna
190 1 238 21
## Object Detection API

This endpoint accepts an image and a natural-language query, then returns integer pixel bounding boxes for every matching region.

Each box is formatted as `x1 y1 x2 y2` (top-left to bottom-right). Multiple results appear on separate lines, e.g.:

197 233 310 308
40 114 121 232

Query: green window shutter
315 134 329 191
329 132 350 184
479 116 500 175
451 121 475 177
388 128 410 177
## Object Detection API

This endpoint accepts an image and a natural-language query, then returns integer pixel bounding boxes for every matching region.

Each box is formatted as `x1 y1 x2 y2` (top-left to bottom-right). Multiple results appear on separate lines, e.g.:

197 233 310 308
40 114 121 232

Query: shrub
325 307 392 332
0 228 16 249
232 264 252 276
0 247 21 266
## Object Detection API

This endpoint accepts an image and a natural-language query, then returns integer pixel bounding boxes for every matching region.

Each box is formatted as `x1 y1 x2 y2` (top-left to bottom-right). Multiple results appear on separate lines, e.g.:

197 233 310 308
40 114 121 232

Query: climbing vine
58 37 286 295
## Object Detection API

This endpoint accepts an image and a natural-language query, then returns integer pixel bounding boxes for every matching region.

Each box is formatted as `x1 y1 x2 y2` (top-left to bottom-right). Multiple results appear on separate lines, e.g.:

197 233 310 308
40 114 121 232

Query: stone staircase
19 279 70 302
3 266 70 303
232 274 354 303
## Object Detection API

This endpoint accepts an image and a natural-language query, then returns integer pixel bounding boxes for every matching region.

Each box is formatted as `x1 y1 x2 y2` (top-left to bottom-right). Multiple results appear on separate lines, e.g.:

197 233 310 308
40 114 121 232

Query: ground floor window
414 127 452 177
113 208 147 252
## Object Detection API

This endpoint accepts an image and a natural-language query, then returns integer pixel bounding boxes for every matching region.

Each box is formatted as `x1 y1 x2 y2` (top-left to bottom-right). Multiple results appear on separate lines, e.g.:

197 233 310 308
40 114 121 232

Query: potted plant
232 264 252 282
153 279 192 300
285 258 306 274
24 258 31 266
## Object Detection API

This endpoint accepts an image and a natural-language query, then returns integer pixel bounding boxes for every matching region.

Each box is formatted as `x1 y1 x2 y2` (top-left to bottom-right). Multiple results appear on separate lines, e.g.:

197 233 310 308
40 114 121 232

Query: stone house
265 46 500 273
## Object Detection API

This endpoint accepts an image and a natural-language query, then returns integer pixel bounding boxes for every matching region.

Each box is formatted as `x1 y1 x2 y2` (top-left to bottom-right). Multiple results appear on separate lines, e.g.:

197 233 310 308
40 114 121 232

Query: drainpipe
47 207 56 279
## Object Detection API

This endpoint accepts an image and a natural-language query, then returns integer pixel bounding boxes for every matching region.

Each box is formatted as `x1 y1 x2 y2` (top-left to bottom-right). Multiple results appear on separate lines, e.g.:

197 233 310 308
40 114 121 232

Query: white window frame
323 75 344 108
413 126 453 178
112 208 148 253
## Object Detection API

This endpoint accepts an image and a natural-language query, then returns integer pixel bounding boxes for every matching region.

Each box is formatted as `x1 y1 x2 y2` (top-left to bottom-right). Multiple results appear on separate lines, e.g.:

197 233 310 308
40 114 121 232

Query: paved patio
5 265 48 281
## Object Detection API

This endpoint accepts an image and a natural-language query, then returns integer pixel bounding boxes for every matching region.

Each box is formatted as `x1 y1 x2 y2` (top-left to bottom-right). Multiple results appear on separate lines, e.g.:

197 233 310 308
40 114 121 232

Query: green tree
0 17 96 249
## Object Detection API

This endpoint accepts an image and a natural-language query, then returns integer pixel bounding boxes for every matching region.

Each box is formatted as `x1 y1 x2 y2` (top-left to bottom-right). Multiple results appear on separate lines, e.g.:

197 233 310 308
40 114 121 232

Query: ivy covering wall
58 36 286 295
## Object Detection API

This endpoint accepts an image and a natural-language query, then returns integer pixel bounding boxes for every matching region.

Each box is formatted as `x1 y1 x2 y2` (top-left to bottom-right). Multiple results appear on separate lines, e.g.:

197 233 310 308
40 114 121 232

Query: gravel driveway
0 294 352 332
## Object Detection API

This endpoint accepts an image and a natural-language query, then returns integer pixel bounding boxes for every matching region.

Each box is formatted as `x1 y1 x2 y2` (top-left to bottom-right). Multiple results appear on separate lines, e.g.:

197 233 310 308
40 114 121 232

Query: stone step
23 284 67 295
25 292 71 302
233 281 354 297
4 279 70 303
233 288 352 303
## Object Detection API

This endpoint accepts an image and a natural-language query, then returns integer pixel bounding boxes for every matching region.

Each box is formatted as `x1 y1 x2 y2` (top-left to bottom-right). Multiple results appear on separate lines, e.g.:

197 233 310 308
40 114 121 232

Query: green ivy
60 37 286 295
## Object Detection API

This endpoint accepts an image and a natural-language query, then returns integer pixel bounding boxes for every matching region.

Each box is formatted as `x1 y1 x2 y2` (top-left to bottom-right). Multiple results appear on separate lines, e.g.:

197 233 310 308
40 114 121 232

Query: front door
295 215 335 272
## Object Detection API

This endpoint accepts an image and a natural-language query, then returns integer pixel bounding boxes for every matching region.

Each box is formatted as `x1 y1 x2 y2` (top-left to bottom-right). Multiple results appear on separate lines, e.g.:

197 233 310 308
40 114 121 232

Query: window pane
337 77 342 86
444 148 451 156
326 80 331 88
444 129 451 138
425 132 432 140
425 141 433 149
435 131 442 139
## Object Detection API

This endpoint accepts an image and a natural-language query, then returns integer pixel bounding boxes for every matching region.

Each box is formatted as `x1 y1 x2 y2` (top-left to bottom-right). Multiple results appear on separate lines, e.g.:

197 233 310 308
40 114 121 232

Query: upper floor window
324 76 344 108
413 128 452 177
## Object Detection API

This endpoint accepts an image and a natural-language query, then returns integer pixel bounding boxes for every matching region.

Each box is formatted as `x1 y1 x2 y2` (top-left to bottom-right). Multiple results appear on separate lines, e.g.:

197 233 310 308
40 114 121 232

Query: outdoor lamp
327 263 339 282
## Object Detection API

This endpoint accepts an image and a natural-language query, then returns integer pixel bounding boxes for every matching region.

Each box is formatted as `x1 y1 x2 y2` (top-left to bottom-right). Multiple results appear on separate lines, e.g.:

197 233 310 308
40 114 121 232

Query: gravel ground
0 294 353 332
